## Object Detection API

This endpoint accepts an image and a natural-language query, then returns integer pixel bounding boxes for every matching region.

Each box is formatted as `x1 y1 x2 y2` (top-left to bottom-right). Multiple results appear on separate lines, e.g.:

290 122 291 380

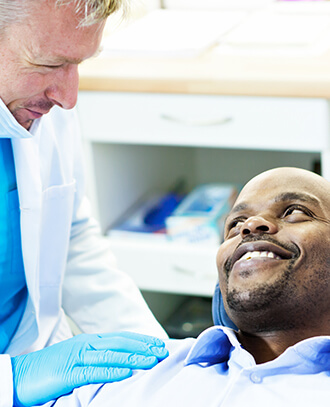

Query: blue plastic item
144 193 183 228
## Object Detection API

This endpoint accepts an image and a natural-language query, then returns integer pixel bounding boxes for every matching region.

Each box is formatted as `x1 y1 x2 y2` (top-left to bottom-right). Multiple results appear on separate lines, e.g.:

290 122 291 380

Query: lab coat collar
0 97 35 139
1 95 43 299
6 117 43 355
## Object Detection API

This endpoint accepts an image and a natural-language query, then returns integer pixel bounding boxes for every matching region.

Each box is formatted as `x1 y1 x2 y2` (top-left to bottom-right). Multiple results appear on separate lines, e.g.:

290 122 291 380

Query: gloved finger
90 331 166 347
83 350 158 369
72 366 132 388
87 336 168 360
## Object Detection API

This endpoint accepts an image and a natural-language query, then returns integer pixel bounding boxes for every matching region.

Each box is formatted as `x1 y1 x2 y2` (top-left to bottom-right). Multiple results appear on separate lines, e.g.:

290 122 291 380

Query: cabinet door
108 239 218 296
78 92 329 152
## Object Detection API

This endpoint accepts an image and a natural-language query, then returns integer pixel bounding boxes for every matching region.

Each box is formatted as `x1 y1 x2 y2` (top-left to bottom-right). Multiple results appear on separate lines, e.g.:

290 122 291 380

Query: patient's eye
282 205 313 221
225 217 246 238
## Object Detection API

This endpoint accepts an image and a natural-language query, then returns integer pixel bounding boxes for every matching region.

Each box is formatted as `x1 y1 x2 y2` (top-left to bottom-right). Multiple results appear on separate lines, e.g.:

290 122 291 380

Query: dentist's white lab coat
0 100 166 407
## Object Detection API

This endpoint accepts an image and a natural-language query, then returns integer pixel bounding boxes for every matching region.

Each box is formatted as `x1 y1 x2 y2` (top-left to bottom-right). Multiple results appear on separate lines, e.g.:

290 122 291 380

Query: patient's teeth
239 251 281 261
241 252 253 260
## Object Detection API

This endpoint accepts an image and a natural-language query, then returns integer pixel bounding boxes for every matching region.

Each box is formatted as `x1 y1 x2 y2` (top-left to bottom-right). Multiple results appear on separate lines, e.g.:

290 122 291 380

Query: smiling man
0 0 100 129
217 167 330 363
45 167 330 406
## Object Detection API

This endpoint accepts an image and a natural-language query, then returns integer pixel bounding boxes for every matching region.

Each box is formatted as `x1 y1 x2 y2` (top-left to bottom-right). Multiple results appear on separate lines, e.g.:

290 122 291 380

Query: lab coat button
250 373 262 383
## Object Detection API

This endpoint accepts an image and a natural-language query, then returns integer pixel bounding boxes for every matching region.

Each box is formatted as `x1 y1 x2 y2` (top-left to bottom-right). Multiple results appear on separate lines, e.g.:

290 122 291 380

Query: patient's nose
241 216 278 237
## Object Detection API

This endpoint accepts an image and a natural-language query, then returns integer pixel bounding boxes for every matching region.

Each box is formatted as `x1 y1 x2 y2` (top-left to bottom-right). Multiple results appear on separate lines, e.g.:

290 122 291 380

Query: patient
43 167 330 406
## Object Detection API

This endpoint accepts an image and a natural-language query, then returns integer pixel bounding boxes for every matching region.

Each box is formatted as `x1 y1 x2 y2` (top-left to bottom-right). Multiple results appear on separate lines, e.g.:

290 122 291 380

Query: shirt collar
184 326 238 366
285 336 330 370
0 97 34 139
184 325 330 371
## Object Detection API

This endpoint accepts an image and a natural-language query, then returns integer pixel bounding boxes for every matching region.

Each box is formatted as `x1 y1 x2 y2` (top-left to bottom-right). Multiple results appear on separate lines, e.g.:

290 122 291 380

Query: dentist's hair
0 0 127 31
57 0 128 26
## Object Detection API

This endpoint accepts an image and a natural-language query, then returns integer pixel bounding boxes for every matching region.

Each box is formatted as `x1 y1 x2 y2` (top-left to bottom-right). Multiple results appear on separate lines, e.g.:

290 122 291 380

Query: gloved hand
11 331 168 406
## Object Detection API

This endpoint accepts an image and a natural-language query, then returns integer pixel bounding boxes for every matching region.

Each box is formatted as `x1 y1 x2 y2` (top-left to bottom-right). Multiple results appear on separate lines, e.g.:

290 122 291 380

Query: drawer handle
173 265 196 277
160 114 232 127
173 265 216 280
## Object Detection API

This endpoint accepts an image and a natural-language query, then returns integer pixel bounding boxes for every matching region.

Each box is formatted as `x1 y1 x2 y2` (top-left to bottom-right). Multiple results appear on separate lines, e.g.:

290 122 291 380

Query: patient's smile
227 240 295 274
238 251 282 261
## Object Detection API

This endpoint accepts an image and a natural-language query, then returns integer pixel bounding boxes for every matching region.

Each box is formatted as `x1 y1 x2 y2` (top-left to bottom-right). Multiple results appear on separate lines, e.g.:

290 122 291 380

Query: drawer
78 92 329 152
108 238 219 297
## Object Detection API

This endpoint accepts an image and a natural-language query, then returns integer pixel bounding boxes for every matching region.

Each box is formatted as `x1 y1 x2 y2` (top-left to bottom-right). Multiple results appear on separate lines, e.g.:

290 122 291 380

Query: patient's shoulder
165 337 196 358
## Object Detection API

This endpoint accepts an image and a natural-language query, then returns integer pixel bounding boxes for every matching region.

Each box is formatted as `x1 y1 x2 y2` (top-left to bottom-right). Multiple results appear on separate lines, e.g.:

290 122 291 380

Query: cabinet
77 91 328 299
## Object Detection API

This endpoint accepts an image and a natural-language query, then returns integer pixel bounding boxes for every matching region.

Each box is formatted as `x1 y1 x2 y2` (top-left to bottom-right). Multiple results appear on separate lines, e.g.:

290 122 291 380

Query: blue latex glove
11 331 168 406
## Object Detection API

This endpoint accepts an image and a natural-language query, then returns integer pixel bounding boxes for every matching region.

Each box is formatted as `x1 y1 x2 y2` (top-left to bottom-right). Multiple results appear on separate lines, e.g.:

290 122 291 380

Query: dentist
0 1 167 406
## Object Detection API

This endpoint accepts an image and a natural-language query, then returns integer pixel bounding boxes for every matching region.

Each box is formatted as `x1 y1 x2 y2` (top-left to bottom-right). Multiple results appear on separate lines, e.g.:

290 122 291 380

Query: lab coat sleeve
0 355 13 407
61 109 167 339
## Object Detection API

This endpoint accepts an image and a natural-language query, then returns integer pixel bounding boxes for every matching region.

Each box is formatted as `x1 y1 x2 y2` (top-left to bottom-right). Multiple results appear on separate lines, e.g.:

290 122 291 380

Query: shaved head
217 167 330 335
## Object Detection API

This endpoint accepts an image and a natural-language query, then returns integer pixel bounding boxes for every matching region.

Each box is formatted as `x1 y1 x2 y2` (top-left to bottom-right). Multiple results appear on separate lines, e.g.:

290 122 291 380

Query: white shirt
44 326 330 407
0 100 167 407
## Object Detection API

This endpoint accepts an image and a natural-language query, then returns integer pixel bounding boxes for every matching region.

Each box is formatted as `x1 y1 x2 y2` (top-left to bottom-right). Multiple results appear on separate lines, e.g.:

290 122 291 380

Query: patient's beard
225 259 299 332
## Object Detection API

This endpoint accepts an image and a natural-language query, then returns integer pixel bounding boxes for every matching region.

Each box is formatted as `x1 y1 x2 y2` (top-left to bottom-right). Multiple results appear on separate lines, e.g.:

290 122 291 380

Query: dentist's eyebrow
37 46 103 66
273 192 320 206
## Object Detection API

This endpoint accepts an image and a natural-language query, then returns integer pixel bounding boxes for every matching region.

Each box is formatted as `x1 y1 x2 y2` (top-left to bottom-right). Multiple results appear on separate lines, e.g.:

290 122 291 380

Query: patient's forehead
233 167 330 212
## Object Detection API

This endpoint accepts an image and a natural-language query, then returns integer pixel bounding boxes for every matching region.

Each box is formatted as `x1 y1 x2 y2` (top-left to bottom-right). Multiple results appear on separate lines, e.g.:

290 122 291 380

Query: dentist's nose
45 64 79 110
241 216 278 237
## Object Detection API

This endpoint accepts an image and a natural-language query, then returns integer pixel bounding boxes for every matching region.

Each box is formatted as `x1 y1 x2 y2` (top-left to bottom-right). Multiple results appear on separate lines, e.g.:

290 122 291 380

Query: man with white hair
0 2 167 406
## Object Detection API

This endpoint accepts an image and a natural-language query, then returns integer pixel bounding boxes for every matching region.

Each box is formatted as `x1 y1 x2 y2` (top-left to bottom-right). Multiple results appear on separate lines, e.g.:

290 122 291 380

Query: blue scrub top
0 138 27 353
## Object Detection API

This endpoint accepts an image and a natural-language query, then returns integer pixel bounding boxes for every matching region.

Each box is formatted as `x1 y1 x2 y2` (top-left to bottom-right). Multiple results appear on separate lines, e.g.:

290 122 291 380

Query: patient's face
216 167 330 332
